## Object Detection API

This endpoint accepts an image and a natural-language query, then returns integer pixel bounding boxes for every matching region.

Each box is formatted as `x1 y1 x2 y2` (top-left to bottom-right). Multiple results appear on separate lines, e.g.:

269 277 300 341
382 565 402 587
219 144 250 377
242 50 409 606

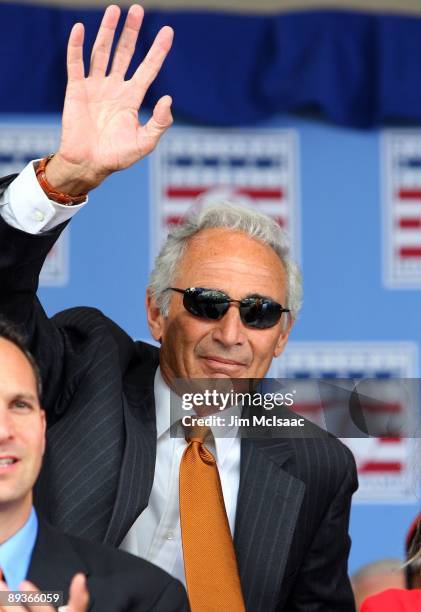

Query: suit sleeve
286 449 358 612
0 174 69 416
144 579 190 612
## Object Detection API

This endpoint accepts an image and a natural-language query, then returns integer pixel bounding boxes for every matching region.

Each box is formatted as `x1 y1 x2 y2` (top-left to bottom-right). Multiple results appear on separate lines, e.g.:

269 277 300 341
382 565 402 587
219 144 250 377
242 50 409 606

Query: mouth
200 356 248 375
0 457 19 471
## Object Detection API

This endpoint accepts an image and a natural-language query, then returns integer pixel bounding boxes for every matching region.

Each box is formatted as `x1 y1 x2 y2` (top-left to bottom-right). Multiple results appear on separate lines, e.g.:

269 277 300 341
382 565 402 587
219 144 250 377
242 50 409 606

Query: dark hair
0 319 42 399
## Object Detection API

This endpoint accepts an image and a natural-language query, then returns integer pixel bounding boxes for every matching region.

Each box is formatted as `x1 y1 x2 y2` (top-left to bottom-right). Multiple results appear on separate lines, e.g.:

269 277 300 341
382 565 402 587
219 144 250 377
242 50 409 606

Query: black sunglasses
166 287 290 329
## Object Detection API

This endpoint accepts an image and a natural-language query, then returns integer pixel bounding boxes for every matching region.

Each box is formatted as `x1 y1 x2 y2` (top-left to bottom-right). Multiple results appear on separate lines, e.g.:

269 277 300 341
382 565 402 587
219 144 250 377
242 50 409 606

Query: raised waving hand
46 4 174 195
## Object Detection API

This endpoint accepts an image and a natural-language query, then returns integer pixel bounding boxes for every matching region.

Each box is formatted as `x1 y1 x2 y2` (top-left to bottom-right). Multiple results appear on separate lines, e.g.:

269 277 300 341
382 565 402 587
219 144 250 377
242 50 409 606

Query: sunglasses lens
183 289 229 320
240 298 282 329
179 288 285 328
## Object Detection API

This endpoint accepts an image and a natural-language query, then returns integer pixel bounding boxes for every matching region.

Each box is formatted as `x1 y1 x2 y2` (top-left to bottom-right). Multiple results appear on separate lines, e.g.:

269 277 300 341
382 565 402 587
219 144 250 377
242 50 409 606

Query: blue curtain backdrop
1 1 421 127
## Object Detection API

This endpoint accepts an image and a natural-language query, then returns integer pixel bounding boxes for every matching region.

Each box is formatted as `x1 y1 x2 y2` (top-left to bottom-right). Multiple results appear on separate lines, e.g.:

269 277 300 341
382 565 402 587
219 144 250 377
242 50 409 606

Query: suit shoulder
287 412 357 469
278 405 356 473
52 308 159 363
37 522 188 610
51 307 148 367
46 521 180 585
308 432 356 465
71 533 165 574
289 433 357 493
52 306 127 339
68 532 189 607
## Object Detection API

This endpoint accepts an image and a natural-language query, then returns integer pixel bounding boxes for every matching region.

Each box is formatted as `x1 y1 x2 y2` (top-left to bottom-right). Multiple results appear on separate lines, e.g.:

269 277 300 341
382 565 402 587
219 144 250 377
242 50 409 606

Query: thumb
68 574 89 612
151 94 173 129
140 95 173 153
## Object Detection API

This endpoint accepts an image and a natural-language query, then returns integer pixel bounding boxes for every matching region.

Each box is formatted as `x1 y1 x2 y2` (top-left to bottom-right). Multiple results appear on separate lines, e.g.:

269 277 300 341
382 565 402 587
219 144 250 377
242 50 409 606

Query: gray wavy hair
149 202 303 320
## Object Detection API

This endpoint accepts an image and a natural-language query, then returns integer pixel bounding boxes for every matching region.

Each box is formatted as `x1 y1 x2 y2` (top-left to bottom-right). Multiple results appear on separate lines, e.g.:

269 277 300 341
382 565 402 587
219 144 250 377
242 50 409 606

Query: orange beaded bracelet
36 155 87 206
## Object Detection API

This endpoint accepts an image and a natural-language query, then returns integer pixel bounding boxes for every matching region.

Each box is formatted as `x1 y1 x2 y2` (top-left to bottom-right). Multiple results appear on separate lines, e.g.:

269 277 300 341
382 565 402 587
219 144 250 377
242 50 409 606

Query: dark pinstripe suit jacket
0 175 357 611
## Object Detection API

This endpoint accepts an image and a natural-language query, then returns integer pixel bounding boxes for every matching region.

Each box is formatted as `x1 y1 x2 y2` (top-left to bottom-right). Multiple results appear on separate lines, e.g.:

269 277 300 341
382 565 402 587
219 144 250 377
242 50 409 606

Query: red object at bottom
361 588 421 611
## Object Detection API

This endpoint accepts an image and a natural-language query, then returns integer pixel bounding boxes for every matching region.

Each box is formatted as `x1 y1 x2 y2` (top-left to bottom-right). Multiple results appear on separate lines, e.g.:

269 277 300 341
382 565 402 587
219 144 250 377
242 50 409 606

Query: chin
207 372 235 379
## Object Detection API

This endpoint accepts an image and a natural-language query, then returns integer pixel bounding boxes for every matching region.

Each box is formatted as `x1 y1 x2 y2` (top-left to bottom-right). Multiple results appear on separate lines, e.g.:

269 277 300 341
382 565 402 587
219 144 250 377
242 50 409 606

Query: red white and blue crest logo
383 130 421 287
151 128 300 261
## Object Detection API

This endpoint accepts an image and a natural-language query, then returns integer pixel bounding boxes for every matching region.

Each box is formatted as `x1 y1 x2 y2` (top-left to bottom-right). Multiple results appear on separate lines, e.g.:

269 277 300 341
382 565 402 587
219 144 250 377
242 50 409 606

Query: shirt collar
154 367 241 466
154 367 177 439
0 507 38 590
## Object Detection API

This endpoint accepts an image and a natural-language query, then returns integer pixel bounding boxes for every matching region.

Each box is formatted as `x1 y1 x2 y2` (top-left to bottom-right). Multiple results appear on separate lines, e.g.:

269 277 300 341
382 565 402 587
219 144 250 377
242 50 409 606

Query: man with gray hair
0 4 357 611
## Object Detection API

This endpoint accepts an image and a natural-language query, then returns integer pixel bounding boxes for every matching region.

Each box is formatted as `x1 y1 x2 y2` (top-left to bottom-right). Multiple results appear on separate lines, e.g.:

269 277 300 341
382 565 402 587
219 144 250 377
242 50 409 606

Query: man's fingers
151 94 173 128
67 23 85 82
110 4 144 78
68 574 89 612
0 579 12 612
0 579 26 611
139 94 173 154
18 580 55 612
89 4 121 78
131 25 174 107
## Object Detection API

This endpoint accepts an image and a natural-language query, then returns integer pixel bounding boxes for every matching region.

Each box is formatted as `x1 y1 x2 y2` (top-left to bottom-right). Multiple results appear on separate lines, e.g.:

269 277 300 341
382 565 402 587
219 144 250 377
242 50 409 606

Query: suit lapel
234 437 305 612
104 364 157 546
27 519 93 610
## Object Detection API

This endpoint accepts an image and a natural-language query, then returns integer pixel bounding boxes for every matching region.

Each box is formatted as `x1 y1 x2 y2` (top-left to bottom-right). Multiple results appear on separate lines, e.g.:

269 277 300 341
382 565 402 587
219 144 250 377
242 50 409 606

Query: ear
146 289 165 343
273 316 293 358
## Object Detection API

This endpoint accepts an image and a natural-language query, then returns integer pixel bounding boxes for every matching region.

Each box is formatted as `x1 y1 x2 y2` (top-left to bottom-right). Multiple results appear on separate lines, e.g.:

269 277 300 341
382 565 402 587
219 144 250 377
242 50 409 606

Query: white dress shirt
120 369 241 584
0 162 242 586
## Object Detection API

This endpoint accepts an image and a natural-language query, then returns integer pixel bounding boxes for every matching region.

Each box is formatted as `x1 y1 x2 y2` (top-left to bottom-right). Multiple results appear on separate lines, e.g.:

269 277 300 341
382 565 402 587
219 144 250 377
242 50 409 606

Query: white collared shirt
119 369 241 585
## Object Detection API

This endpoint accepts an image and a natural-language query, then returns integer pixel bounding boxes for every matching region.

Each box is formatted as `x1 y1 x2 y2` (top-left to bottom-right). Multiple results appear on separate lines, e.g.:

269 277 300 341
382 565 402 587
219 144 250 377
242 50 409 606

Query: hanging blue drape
1 2 421 127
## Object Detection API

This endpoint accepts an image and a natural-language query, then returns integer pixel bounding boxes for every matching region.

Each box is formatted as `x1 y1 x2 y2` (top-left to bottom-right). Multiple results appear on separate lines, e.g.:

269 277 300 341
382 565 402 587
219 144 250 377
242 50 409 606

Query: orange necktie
179 427 246 612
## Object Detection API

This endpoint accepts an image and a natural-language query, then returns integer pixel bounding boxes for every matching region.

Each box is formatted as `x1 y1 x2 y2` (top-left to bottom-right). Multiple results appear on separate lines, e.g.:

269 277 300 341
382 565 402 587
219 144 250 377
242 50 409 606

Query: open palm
52 4 173 190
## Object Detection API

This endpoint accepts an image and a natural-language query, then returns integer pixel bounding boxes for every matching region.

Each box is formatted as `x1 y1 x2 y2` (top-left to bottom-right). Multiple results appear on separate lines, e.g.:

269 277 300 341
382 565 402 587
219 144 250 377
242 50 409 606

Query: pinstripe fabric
104 369 157 545
32 307 159 546
235 438 304 611
237 434 357 611
0 173 357 611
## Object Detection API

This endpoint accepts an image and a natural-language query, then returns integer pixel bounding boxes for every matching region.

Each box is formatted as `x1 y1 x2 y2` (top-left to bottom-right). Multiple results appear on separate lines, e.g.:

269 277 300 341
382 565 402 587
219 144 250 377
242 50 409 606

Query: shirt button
34 209 45 222
166 530 174 540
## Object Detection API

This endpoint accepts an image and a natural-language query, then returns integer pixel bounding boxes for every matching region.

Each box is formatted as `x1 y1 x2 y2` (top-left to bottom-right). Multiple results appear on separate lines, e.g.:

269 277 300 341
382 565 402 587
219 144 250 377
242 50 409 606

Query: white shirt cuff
0 159 87 234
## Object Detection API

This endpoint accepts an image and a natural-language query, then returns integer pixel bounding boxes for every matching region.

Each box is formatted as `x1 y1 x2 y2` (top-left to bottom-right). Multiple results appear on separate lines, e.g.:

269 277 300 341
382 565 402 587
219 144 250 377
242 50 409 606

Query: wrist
42 152 105 195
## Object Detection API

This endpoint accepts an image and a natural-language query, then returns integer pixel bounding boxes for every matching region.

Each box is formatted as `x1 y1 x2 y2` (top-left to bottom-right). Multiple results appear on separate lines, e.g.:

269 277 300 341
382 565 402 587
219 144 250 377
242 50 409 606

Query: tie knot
184 424 211 444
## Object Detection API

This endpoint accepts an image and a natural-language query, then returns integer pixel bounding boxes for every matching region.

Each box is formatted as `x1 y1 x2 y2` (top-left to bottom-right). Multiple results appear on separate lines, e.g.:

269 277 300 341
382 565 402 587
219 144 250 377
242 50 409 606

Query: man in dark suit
0 322 189 611
0 4 358 610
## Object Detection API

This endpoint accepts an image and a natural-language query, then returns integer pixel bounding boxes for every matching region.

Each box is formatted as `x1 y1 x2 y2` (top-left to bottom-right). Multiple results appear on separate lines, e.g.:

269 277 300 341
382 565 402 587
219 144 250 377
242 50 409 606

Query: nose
211 304 247 348
0 405 14 442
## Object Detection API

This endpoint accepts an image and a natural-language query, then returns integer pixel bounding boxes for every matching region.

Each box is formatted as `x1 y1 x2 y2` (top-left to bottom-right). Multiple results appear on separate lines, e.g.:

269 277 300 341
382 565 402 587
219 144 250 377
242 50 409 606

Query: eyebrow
12 393 38 403
204 288 276 300
243 292 276 301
